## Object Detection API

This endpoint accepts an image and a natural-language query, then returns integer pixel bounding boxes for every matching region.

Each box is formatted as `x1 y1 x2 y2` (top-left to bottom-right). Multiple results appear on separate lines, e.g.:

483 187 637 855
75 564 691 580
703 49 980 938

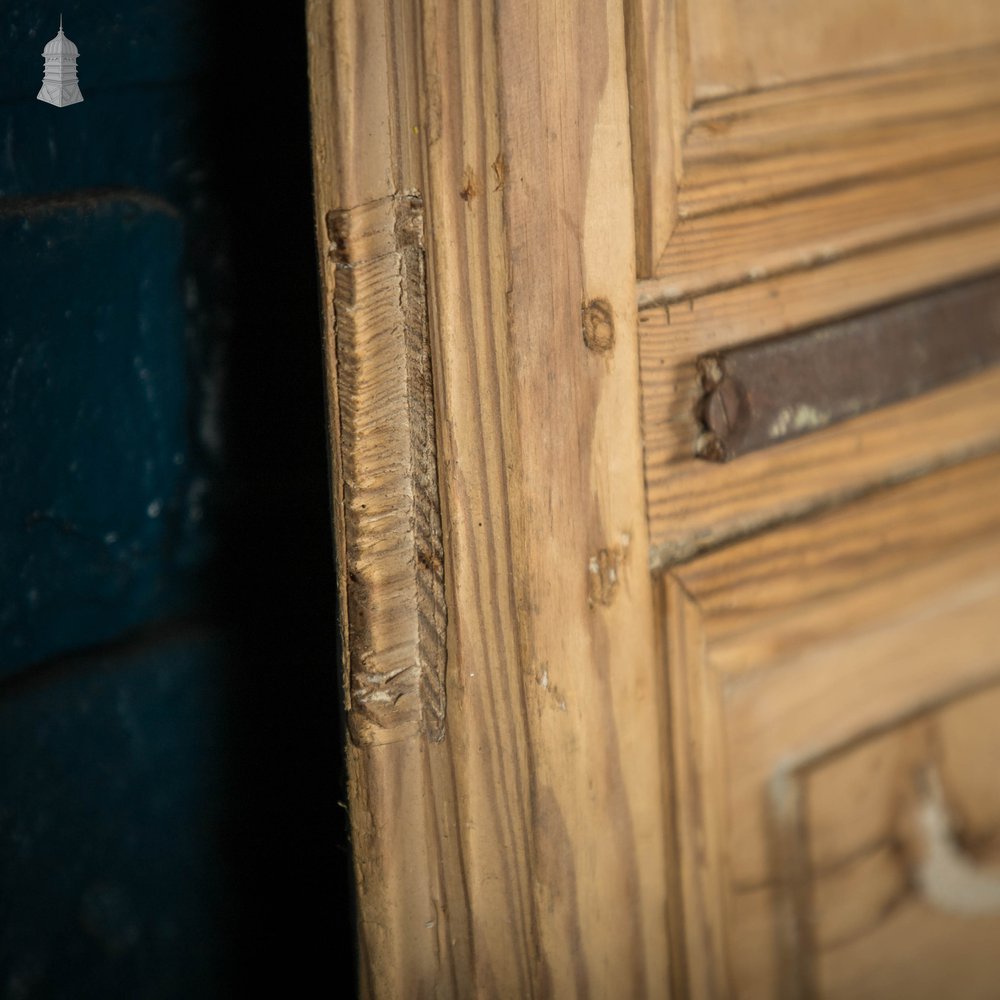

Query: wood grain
678 46 1000 219
677 452 1000 642
722 538 1000 877
310 0 671 994
640 153 1000 307
417 0 671 991
308 2 470 993
628 20 1000 279
793 693 1000 999
663 575 731 997
663 454 1000 997
686 0 1000 100
625 0 688 276
627 32 1000 565
638 214 1000 565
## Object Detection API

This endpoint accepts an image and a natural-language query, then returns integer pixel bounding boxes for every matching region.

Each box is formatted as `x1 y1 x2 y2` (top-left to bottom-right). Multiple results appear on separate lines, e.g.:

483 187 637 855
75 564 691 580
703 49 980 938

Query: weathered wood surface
692 273 1000 462
640 230 1000 566
663 453 1000 998
308 2 466 992
788 693 1000 999
628 16 1000 279
639 154 1000 308
628 15 1000 564
677 46 1000 221
625 0 688 276
308 0 670 994
686 1 1000 99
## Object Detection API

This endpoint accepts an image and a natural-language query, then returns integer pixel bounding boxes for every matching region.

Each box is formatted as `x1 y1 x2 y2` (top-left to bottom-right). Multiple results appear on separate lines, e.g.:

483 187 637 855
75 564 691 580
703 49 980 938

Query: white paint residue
536 664 566 711
915 769 1000 916
769 403 830 439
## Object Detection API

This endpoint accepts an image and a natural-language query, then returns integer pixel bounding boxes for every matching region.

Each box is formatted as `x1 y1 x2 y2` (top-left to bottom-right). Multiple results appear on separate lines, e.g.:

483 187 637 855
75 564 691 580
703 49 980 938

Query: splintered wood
326 194 446 745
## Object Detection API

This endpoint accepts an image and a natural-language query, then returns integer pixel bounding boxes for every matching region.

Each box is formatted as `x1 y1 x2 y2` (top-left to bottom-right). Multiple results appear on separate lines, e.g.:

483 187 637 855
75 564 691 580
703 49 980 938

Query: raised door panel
628 1 1000 566
629 0 1000 270
663 453 1000 997
784 687 1000 998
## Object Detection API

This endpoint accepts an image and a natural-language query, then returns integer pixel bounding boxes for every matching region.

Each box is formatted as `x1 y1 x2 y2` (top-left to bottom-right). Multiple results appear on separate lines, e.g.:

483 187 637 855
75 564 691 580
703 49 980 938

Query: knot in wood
582 298 615 353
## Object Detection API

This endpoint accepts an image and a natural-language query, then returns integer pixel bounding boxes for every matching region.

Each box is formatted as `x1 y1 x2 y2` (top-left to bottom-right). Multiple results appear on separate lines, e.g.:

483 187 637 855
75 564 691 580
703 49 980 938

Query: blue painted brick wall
2 5 236 997
1 631 229 999
0 3 352 995
1 195 203 675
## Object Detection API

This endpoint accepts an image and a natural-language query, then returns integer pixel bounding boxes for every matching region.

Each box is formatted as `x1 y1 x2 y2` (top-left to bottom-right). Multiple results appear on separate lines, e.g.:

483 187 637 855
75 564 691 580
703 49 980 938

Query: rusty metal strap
696 272 1000 462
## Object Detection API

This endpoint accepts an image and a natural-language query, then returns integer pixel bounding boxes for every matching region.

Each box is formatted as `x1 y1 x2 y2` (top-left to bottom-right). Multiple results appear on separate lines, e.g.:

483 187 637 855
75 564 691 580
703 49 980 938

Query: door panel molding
664 454 1000 997
627 2 1000 565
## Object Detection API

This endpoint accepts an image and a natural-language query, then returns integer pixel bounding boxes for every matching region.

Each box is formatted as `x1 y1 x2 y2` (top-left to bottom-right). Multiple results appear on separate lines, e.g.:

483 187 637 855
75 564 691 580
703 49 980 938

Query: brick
0 630 229 999
0 195 210 677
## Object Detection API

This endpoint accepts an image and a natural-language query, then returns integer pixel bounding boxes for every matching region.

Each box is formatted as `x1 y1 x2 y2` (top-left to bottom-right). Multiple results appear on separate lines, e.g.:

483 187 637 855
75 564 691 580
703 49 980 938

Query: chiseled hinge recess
326 193 446 746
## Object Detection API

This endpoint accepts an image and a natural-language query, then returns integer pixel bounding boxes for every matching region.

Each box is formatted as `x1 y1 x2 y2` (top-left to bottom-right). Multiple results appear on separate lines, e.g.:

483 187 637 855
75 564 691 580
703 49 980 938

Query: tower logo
37 16 83 108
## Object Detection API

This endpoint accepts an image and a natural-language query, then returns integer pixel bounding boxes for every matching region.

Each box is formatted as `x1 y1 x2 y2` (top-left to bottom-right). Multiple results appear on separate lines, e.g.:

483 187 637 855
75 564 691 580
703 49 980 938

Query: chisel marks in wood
327 193 446 745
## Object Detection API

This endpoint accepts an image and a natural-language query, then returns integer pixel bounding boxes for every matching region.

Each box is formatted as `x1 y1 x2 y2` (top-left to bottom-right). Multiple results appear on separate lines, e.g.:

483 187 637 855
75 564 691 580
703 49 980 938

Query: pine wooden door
307 1 1000 996
665 457 1000 997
